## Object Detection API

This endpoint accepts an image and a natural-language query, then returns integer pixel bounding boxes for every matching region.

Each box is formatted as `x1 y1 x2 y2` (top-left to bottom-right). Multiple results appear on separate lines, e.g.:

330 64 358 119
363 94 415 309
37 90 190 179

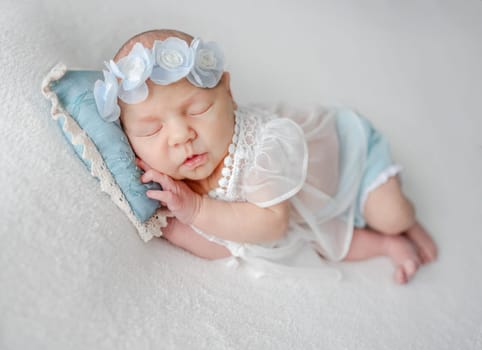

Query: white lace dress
191 104 400 274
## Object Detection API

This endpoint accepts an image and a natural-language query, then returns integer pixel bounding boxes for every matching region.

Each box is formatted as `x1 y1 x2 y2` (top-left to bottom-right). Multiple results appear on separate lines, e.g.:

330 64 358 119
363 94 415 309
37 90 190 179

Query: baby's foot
405 222 437 264
384 235 421 284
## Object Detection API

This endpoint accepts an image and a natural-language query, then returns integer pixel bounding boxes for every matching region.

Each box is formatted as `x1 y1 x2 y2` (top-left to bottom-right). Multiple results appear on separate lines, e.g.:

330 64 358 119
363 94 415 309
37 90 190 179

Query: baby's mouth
182 153 207 169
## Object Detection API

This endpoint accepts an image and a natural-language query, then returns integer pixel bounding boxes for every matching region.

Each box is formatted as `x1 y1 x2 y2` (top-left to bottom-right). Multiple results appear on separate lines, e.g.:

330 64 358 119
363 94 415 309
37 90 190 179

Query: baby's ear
221 72 233 94
221 71 231 87
221 72 237 109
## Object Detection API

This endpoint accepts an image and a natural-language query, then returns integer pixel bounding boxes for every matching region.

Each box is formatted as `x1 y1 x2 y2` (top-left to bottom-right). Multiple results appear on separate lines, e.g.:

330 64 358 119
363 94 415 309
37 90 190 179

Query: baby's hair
114 29 194 61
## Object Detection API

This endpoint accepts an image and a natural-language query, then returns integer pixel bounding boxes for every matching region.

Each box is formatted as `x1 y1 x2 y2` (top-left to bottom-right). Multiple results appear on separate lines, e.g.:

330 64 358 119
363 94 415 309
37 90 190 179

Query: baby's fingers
142 170 175 189
157 207 175 218
146 190 179 209
136 158 152 172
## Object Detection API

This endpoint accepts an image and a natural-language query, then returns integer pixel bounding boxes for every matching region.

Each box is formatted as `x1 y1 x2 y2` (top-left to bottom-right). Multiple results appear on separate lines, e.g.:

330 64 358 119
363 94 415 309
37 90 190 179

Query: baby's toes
419 248 433 264
395 259 420 285
403 259 419 277
395 266 408 284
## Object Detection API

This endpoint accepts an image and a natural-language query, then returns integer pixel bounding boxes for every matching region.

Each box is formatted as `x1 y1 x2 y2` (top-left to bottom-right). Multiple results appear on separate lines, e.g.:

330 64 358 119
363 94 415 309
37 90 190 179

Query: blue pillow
42 63 166 241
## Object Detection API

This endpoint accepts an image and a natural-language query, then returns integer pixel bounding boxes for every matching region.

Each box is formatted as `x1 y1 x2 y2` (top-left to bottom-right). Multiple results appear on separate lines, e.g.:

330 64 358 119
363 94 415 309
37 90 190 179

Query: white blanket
1 0 481 349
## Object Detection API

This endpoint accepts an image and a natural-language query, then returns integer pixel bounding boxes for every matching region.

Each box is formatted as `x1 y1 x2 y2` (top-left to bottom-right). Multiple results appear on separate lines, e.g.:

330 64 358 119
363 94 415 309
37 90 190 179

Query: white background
1 0 481 349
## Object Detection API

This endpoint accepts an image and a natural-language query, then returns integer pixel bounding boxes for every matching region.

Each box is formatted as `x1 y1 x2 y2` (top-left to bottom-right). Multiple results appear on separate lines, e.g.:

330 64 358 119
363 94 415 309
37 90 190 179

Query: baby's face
120 73 236 181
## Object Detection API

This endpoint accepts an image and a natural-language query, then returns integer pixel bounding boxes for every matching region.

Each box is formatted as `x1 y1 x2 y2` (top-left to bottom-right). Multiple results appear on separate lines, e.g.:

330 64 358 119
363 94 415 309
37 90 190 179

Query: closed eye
140 125 163 137
188 103 212 117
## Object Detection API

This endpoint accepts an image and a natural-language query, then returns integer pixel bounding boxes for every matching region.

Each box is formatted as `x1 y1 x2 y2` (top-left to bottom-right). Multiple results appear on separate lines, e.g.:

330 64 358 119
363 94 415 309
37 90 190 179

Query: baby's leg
363 176 415 234
345 228 421 284
363 176 437 263
162 218 232 260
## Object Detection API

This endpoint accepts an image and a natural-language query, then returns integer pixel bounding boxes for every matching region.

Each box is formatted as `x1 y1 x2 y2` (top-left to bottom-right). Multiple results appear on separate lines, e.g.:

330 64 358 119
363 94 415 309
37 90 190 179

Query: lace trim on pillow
41 63 167 242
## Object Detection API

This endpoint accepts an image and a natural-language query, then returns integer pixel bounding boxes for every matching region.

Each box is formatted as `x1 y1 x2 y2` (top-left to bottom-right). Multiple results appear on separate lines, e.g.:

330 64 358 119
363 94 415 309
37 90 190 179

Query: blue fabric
351 113 395 228
49 70 160 222
333 109 397 228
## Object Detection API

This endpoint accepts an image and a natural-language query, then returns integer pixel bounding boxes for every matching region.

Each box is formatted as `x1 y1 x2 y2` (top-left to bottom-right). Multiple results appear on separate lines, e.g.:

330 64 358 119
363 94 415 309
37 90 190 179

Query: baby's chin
180 172 209 181
169 171 206 181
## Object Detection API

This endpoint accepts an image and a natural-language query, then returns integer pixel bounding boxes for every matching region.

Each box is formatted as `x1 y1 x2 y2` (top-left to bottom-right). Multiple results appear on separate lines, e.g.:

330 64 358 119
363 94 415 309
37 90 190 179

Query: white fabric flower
151 38 195 85
108 43 154 104
93 37 226 122
187 38 225 88
93 70 121 122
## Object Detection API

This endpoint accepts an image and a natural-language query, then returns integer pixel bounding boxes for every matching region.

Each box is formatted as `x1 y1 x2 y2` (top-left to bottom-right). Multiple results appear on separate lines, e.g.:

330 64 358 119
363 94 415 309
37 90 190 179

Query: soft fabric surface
41 66 164 241
1 1 481 349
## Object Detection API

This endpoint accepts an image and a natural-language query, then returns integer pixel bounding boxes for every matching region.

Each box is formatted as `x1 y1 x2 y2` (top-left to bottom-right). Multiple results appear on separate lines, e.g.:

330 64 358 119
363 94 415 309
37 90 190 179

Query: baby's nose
167 117 195 146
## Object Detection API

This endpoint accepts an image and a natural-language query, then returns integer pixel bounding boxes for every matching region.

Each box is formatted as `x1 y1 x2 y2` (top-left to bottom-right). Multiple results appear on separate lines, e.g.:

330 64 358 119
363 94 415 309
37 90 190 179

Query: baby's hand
135 157 152 172
141 169 202 225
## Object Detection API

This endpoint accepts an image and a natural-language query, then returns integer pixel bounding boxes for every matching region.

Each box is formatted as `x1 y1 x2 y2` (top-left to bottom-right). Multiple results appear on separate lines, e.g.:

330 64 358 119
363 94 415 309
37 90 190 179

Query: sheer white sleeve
242 118 308 208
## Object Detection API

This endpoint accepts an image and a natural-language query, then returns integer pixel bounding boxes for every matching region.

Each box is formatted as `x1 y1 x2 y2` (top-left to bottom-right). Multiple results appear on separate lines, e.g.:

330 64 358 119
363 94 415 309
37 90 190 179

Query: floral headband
94 37 225 122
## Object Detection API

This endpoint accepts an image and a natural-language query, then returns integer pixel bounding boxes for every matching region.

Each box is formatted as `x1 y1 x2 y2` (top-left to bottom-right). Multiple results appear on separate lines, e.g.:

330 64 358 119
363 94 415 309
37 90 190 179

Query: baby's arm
162 217 231 259
193 196 289 243
142 170 289 244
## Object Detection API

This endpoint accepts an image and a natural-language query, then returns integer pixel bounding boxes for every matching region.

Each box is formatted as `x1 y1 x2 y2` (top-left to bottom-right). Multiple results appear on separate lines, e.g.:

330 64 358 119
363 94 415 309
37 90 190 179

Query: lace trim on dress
208 110 240 199
359 164 403 211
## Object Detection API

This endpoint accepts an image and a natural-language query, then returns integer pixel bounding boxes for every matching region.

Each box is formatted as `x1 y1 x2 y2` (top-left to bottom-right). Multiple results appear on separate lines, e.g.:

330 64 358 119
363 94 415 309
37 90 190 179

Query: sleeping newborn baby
93 29 437 284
